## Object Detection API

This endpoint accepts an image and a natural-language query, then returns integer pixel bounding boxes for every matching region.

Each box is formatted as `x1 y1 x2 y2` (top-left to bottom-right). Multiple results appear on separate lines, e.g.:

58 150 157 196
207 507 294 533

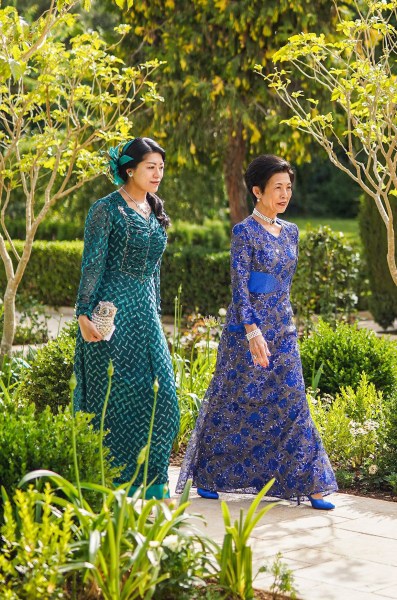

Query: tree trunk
223 122 249 226
0 283 16 361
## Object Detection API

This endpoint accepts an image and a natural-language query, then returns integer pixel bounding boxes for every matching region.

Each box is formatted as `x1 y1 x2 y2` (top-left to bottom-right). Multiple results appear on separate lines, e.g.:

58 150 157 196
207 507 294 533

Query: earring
128 172 133 178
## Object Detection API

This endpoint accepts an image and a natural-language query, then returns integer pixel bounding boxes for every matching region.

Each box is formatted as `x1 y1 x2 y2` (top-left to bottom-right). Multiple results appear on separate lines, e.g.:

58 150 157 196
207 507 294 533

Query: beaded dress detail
74 191 179 498
176 216 337 499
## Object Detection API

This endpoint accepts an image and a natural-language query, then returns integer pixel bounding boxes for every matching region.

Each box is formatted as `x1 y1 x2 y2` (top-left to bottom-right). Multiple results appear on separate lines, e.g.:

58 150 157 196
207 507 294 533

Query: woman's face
254 172 292 215
128 152 164 194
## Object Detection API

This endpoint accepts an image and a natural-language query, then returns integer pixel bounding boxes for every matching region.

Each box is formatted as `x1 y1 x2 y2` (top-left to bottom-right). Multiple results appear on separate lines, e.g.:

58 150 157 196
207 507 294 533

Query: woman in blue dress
74 137 179 500
176 154 337 509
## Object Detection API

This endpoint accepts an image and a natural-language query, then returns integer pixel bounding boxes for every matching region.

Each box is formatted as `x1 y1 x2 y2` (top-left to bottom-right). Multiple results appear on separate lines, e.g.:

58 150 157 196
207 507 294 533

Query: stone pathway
169 467 397 600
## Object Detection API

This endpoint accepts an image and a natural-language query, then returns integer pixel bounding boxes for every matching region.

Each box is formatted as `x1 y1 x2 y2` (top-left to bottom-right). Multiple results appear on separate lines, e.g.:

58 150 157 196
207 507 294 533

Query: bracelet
246 328 262 341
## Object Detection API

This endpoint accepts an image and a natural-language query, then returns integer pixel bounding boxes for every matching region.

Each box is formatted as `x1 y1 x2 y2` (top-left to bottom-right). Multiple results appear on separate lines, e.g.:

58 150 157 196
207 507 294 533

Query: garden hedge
1 227 366 318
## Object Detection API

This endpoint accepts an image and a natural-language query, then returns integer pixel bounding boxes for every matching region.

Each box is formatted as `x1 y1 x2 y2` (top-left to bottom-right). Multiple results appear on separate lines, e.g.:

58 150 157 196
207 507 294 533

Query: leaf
89 530 101 563
9 59 26 81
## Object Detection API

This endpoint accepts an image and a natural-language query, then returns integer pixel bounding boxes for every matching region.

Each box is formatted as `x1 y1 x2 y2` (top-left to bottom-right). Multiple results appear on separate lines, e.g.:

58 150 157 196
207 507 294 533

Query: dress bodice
75 191 167 318
227 216 299 332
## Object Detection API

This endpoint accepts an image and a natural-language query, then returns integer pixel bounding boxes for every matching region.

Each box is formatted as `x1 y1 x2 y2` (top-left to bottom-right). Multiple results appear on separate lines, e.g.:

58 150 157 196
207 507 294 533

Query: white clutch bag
91 301 117 340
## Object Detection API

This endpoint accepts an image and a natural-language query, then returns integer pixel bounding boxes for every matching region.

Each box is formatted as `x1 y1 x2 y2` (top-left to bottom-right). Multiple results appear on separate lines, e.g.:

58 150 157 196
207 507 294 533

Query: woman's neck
121 182 147 202
256 202 277 220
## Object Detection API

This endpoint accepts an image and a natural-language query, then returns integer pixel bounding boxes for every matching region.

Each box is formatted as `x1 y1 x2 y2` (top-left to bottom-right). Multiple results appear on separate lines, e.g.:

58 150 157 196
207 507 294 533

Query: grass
288 217 359 241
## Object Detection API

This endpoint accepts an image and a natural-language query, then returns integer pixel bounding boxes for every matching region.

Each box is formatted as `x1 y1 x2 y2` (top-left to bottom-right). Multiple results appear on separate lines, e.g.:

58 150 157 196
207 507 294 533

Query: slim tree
258 0 397 284
0 1 161 358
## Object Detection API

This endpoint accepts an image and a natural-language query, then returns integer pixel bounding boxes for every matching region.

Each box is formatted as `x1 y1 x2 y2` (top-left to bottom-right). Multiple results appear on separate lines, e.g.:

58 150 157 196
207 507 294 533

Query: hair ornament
105 138 136 185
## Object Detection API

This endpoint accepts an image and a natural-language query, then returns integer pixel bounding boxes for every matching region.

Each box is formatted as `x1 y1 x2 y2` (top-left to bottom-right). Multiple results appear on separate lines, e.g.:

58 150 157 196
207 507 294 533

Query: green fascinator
106 139 136 185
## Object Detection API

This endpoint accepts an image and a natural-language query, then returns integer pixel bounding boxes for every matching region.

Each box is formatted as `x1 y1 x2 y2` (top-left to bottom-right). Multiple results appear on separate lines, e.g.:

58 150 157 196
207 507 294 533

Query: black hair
244 154 295 201
118 137 170 229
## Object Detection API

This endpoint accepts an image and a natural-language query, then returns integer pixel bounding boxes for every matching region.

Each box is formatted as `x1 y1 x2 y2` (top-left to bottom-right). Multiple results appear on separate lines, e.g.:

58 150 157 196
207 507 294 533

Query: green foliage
0 1 164 352
1 223 368 322
291 225 362 329
259 552 298 600
161 247 231 315
261 0 397 286
0 297 49 347
300 320 397 398
0 241 83 306
0 394 118 497
171 301 220 450
17 372 217 600
307 374 387 470
0 485 73 600
4 217 85 242
217 479 279 600
293 155 361 218
120 0 337 167
359 195 397 330
19 321 77 413
168 220 230 251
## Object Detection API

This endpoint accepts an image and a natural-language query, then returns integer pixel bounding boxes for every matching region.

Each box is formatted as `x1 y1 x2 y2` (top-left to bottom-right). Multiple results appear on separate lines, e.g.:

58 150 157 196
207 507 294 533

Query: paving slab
169 466 397 600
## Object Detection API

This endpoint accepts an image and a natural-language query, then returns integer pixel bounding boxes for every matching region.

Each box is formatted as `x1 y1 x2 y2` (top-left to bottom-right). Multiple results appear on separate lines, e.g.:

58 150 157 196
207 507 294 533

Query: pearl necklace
253 207 277 225
121 187 151 218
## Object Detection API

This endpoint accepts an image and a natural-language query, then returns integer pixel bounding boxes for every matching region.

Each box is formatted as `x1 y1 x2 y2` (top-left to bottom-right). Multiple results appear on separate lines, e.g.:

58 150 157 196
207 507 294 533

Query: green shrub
167 219 230 250
291 225 363 329
307 374 387 469
18 321 77 413
300 320 397 397
0 485 73 599
0 397 119 497
4 216 84 242
161 247 231 315
359 194 397 330
1 225 367 319
0 241 83 306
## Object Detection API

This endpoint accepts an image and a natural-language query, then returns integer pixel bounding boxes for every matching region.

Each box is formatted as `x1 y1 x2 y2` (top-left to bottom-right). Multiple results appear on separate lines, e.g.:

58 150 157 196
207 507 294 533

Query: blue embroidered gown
176 216 337 499
74 191 180 499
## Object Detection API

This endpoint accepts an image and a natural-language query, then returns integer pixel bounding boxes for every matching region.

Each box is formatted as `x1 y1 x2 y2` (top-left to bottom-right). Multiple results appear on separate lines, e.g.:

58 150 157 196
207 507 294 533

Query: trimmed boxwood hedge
0 241 230 314
0 241 82 306
1 228 365 318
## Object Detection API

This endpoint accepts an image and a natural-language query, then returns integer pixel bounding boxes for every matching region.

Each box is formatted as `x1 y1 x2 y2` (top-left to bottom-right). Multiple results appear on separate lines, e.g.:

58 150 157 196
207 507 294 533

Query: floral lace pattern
176 216 337 499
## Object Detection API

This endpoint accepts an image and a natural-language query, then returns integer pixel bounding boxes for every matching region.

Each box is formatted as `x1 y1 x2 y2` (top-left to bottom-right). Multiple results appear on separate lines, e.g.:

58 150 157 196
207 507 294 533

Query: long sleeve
230 223 256 326
153 259 161 316
75 200 112 318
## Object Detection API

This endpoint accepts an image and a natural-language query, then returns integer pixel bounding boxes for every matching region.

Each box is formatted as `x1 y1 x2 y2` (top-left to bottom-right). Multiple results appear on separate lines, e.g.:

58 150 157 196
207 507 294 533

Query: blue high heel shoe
308 495 335 510
296 495 335 510
197 487 219 499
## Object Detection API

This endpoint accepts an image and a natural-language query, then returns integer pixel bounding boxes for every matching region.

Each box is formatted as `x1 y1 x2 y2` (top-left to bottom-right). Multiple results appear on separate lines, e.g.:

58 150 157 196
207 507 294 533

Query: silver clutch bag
91 301 117 338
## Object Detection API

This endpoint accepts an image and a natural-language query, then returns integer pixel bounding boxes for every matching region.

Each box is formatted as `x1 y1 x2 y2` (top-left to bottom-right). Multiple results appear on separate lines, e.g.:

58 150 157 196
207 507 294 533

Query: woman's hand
249 332 271 368
78 315 103 343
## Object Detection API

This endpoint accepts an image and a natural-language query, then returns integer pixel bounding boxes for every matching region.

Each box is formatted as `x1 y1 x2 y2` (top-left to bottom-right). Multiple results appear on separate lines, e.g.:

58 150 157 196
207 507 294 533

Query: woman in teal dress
74 137 179 499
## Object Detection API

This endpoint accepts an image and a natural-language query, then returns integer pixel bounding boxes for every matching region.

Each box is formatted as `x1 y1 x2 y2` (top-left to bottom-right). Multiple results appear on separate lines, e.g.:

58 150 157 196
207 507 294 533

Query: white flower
368 464 378 475
195 340 219 350
203 316 219 328
149 541 161 548
162 534 181 552
363 419 379 432
218 308 227 317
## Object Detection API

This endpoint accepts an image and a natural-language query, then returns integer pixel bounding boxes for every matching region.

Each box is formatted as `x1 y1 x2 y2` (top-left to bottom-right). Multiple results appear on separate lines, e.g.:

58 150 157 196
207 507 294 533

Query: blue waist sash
248 271 280 294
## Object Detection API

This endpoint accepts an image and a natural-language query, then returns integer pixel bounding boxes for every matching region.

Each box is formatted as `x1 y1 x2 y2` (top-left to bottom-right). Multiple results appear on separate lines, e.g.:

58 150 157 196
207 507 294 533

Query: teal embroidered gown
74 191 179 498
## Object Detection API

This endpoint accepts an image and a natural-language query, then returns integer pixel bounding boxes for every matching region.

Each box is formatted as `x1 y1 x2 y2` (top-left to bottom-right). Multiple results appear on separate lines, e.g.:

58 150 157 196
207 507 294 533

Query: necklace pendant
121 186 151 219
